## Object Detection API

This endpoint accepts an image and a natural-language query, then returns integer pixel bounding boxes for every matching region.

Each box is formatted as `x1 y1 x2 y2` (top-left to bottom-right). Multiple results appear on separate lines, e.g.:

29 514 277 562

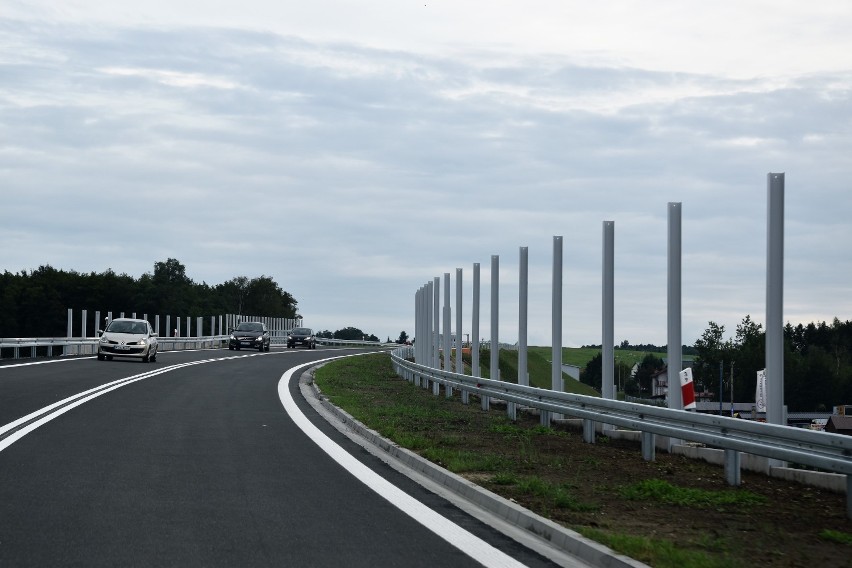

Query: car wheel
142 353 149 363
258 345 263 352
97 352 105 361
150 352 157 362
236 345 241 350
228 345 234 350
106 355 113 361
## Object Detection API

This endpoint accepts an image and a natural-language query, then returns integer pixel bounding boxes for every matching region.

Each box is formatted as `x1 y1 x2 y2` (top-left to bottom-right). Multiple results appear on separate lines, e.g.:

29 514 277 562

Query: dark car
228 321 270 351
287 327 316 349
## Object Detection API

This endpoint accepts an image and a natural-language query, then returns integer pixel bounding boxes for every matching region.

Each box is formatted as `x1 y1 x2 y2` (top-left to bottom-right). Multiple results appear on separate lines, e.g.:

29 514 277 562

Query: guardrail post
724 449 742 486
582 419 595 444
847 476 852 520
641 431 655 461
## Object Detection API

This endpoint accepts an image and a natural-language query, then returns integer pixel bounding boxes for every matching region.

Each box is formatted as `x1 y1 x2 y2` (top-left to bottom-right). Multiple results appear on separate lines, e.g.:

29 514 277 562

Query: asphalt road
0 347 564 568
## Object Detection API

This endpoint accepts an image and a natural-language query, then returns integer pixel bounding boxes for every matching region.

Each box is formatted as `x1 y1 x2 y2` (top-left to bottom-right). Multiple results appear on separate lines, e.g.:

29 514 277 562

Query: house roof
825 415 852 435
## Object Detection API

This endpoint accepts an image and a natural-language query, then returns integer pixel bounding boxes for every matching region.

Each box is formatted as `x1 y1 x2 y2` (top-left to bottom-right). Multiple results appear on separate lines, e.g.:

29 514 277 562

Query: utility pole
719 360 724 415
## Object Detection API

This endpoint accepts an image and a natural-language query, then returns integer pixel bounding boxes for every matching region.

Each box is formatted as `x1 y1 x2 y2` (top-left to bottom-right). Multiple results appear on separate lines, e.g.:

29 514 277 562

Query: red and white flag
679 368 696 410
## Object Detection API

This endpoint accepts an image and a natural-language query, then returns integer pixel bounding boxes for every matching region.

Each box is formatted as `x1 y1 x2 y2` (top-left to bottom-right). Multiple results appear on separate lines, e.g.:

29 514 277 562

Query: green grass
310 352 822 567
575 528 738 568
618 479 767 508
819 529 852 545
472 348 601 396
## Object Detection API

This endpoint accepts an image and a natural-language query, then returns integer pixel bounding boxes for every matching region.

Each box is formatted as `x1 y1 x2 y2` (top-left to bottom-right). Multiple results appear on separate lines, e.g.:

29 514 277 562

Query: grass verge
311 352 852 568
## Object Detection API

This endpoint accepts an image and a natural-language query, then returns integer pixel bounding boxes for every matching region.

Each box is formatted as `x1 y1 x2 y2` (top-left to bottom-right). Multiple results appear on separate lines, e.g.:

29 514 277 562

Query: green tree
634 353 665 396
580 352 603 391
693 321 733 401
334 327 366 340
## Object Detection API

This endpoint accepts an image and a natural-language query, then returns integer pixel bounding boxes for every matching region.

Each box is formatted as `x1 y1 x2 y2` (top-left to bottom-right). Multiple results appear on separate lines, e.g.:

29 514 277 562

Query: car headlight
139 338 147 346
230 334 236 340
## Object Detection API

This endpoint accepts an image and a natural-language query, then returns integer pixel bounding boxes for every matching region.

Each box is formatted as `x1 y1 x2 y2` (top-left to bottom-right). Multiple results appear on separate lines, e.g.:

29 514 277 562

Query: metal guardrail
0 335 396 359
0 336 230 359
390 346 852 518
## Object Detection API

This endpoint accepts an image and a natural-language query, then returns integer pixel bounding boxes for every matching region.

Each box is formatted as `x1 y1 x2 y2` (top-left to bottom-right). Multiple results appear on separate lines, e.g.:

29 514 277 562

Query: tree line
0 258 298 337
692 316 852 412
580 316 852 412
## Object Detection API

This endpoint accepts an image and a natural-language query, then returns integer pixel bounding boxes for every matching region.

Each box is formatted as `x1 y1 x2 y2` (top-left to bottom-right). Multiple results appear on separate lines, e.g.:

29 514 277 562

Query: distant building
825 415 852 436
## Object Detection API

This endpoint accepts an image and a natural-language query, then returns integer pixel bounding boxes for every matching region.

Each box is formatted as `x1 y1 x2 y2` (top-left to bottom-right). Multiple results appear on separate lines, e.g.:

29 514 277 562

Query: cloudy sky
2 1 851 346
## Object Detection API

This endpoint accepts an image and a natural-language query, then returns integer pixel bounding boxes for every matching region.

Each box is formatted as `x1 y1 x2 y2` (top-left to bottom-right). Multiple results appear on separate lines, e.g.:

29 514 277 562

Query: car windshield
292 328 312 335
236 323 263 332
107 321 148 334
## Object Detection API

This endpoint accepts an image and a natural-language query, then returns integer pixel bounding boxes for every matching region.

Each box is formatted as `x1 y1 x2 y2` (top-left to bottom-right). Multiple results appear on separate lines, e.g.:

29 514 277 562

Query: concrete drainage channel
299 365 648 568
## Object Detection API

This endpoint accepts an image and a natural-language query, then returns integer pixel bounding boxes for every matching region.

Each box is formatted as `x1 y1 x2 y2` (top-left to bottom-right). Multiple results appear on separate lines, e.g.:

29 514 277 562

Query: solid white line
277 358 528 568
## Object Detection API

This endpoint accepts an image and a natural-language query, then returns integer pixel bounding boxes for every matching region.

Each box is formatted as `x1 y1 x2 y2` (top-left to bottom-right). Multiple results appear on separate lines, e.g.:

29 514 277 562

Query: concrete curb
300 366 649 568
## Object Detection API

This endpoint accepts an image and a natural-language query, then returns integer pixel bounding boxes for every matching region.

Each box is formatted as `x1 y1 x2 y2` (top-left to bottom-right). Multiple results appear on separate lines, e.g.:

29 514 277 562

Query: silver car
97 318 158 362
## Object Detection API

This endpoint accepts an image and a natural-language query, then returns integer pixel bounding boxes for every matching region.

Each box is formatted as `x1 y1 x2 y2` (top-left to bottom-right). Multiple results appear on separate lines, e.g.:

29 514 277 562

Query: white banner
755 369 767 413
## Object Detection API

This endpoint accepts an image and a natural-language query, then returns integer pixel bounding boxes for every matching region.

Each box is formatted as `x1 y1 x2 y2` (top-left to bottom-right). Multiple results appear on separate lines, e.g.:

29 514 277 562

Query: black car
287 327 316 349
228 322 270 351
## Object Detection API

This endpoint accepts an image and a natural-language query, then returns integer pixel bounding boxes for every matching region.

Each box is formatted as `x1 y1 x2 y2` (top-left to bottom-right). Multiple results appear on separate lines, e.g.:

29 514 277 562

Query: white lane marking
277 358 528 568
0 352 274 452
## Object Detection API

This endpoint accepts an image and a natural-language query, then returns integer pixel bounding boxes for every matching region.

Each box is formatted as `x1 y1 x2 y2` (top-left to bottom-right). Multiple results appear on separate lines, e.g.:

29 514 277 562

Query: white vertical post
67 308 73 338
456 268 468 404
766 173 785 426
668 203 683 410
155 315 160 336
602 222 615 400
442 272 452 397
548 236 563 424
424 281 433 388
94 311 101 333
518 247 529 387
485 255 499 411
433 276 440 373
81 310 88 339
471 263 481 404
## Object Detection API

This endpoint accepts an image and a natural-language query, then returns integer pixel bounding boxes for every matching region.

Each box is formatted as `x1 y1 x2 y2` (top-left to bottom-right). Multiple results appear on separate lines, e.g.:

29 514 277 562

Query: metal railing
390 346 852 518
0 335 396 359
0 335 230 359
